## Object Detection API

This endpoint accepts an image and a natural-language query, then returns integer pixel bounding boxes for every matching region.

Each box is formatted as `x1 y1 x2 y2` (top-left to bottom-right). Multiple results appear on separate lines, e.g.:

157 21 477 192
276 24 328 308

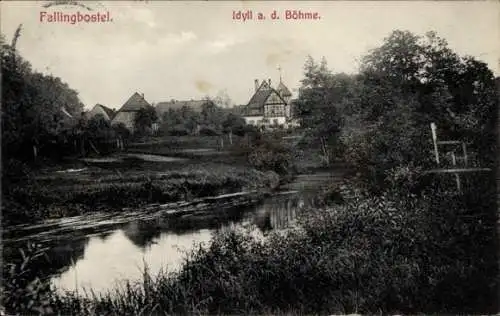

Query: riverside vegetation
3 29 499 314
4 177 496 315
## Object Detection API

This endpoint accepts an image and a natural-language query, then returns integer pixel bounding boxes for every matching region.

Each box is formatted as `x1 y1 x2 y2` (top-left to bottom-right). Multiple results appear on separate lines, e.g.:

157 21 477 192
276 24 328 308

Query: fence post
462 142 468 166
431 123 440 165
451 151 461 192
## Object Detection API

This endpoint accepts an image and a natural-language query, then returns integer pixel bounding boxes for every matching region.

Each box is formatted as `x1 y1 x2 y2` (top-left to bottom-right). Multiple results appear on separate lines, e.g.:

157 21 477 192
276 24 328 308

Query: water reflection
5 190 320 295
253 192 316 231
52 229 215 293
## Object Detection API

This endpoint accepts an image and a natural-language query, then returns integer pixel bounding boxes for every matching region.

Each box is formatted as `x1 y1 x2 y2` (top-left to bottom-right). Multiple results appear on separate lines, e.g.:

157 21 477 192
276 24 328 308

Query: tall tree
134 106 158 136
295 56 344 165
1 31 84 163
341 30 498 189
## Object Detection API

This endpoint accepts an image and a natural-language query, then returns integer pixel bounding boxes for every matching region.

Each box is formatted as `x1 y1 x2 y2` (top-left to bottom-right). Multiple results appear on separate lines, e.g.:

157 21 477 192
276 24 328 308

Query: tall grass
3 164 280 225
5 178 496 315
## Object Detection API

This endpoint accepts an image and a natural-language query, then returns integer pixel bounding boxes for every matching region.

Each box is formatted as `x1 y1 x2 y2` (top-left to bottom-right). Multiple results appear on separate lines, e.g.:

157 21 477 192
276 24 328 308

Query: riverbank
3 159 280 226
5 179 496 315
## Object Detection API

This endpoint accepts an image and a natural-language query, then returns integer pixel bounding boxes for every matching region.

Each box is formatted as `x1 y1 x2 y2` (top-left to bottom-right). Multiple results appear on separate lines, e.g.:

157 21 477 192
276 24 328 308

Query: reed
5 181 496 315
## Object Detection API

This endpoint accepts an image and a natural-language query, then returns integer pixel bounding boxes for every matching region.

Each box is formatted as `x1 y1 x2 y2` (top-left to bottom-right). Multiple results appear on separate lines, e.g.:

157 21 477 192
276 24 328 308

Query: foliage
337 30 498 191
2 243 54 315
295 56 348 165
159 102 249 138
222 113 247 135
1 34 84 165
211 89 234 108
160 107 200 136
134 106 158 136
199 125 221 136
112 122 131 140
247 137 296 176
3 163 279 224
10 179 496 315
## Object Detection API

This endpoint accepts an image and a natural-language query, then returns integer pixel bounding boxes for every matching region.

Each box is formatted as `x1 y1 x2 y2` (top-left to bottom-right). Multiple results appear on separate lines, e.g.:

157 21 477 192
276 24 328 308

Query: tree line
295 30 498 191
2 28 86 167
1 26 253 173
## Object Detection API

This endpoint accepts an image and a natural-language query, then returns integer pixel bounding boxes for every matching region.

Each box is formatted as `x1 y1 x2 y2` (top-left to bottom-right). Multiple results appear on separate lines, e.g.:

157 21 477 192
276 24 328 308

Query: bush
38 180 496 315
247 138 296 176
5 176 496 315
199 126 221 136
167 125 190 136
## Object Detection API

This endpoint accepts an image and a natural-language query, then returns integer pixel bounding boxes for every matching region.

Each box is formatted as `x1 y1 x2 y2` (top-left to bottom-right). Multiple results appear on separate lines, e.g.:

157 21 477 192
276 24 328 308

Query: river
3 171 342 295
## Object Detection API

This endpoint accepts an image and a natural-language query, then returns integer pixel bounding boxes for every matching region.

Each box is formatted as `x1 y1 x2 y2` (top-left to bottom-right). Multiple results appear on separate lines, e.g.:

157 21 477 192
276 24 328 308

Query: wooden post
451 151 461 192
430 123 440 165
89 140 100 155
33 145 38 161
461 142 468 166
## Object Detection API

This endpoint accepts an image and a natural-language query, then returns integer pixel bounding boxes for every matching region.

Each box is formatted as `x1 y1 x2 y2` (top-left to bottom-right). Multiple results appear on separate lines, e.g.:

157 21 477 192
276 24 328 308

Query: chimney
268 78 271 87
141 93 144 98
254 79 259 92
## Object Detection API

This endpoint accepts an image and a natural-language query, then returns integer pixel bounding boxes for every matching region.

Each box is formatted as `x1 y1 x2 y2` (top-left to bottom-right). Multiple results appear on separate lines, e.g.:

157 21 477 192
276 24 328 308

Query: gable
265 91 286 105
88 104 111 120
244 87 287 116
277 81 292 97
119 92 151 112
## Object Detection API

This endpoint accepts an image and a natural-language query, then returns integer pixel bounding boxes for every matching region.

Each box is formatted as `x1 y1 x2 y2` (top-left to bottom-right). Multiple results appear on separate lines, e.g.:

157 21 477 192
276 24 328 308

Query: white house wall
244 116 264 126
111 111 136 132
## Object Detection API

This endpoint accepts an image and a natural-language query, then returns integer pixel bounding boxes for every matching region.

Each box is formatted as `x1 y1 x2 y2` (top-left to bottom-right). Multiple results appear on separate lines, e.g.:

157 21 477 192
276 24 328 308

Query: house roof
243 80 287 116
118 92 151 112
95 104 116 119
222 105 244 116
277 81 292 97
156 99 213 114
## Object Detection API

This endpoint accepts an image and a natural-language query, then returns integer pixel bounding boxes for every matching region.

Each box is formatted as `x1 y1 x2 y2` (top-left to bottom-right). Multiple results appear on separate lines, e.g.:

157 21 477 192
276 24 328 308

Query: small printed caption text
232 10 321 22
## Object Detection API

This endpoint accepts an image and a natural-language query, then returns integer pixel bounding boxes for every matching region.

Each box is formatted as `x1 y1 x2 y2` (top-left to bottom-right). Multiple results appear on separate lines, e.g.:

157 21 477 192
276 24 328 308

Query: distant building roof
156 99 214 115
97 104 116 119
243 80 287 116
118 92 151 112
87 103 116 120
222 105 244 116
277 81 292 97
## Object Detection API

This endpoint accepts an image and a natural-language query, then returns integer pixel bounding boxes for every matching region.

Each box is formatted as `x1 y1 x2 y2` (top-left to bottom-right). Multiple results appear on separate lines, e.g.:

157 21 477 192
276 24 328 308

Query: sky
2 1 499 110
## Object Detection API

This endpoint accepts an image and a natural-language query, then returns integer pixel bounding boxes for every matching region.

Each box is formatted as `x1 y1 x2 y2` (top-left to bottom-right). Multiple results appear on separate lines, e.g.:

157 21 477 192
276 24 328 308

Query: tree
134 106 158 136
295 56 344 165
200 99 225 132
222 113 246 144
341 30 498 190
179 106 201 134
212 89 233 108
1 30 84 163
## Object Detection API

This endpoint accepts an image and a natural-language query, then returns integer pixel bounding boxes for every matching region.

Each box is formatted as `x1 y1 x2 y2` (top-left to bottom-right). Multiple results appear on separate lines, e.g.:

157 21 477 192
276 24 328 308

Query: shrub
199 126 221 136
5 178 496 315
247 138 296 176
167 125 190 136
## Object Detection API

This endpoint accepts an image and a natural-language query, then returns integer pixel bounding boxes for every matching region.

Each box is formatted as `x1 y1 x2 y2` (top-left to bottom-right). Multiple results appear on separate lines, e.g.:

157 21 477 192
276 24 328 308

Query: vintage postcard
2 1 499 314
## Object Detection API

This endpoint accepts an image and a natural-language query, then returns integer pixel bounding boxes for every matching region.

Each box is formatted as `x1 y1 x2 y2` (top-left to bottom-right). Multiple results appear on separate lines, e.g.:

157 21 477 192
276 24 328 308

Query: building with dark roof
85 104 116 121
155 99 214 118
242 78 296 128
111 92 153 132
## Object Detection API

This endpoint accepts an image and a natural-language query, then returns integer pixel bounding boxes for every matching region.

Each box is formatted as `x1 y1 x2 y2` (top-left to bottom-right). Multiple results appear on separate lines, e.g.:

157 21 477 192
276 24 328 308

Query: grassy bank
3 163 279 225
4 177 497 315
